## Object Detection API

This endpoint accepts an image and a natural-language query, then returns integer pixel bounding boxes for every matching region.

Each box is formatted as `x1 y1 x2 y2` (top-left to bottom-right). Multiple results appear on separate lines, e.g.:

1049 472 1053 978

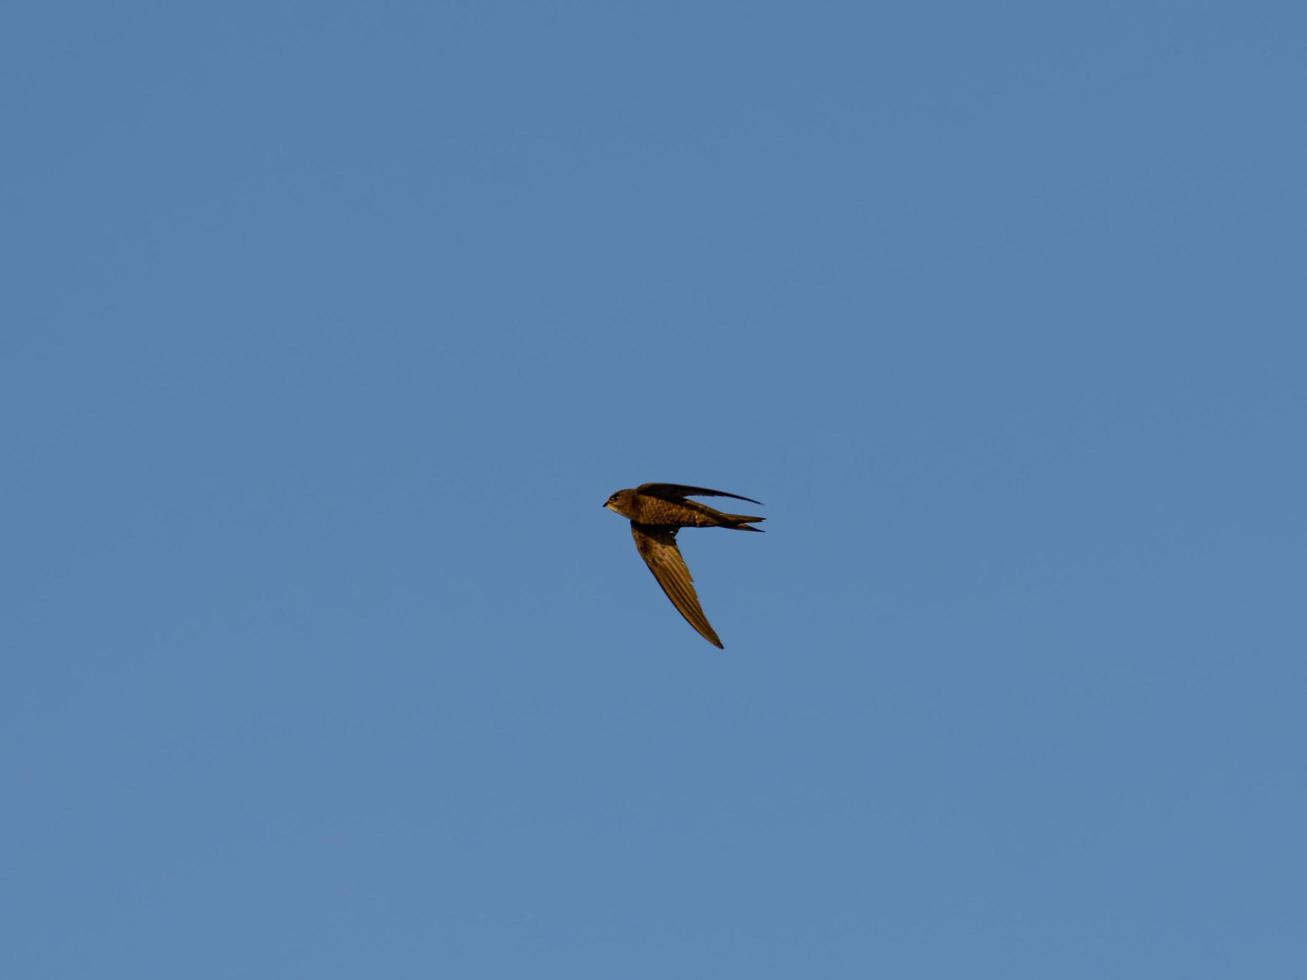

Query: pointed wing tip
699 628 724 649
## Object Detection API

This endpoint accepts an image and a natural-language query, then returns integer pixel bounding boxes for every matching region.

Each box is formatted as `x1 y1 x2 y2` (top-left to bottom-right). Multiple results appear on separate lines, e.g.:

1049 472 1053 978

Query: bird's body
603 483 765 649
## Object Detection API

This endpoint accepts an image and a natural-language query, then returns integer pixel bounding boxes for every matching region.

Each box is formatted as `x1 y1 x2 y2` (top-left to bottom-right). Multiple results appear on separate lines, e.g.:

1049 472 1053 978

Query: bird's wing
637 483 763 505
630 523 724 648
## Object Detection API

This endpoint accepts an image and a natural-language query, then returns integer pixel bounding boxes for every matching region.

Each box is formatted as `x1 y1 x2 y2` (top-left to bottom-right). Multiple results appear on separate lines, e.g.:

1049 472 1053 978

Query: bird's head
603 488 637 518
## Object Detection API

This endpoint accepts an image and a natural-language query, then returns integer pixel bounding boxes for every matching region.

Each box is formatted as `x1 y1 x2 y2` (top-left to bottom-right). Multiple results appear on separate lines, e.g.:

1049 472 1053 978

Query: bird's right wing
630 523 724 649
637 483 763 505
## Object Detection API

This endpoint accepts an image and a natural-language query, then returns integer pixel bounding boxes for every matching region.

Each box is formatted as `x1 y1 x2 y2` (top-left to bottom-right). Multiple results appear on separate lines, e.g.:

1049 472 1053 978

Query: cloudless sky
4 2 1305 977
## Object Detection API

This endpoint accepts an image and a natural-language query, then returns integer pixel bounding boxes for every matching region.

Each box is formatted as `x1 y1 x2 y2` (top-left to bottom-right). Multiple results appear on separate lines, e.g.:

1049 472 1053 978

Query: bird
603 482 765 648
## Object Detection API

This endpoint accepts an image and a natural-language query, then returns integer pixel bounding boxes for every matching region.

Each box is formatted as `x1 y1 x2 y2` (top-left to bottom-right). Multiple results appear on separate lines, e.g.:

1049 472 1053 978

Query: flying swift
603 482 764 649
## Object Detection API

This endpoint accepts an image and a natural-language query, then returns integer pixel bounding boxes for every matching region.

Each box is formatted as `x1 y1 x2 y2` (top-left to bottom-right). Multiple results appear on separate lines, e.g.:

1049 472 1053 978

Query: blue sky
4 2 1304 977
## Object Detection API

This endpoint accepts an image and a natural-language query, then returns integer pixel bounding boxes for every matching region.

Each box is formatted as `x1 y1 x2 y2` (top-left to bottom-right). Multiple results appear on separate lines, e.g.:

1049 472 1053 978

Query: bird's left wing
637 483 763 505
630 523 724 648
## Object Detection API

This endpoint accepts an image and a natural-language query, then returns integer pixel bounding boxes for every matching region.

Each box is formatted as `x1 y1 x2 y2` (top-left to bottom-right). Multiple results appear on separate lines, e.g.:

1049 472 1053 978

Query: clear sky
4 2 1304 977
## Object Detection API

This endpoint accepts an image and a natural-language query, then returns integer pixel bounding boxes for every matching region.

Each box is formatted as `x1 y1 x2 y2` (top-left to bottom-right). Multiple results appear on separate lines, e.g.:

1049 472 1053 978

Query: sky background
4 2 1305 977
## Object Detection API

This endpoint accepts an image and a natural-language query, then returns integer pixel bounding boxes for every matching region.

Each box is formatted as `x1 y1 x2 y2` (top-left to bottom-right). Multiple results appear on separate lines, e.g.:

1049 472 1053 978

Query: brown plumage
603 482 765 649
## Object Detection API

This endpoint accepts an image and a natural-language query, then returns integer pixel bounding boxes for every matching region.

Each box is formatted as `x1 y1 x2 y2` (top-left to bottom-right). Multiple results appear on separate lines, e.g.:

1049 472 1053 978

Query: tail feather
722 512 766 532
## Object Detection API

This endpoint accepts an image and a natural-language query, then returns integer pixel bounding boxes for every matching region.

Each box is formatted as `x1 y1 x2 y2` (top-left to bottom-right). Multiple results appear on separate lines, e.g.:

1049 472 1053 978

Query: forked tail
722 512 766 532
